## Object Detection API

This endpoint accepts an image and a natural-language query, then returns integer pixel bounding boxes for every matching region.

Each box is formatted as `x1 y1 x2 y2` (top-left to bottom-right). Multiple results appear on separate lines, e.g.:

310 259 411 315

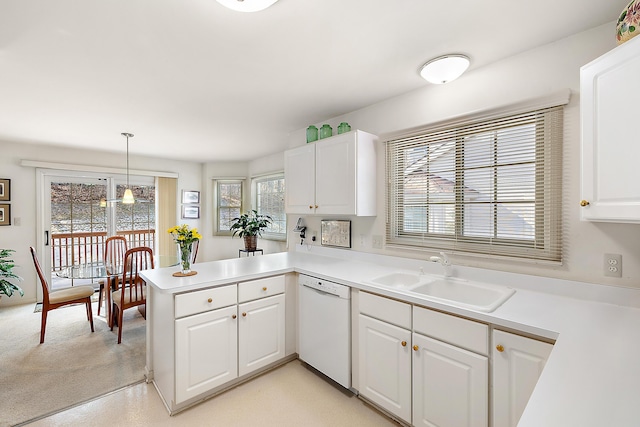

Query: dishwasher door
298 277 351 389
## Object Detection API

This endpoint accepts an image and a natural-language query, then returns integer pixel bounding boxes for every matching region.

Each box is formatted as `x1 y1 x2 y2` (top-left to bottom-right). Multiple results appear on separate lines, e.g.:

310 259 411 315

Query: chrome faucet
429 251 451 277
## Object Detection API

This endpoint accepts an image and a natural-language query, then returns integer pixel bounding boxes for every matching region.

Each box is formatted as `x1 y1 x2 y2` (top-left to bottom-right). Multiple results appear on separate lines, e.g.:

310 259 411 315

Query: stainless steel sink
369 273 515 312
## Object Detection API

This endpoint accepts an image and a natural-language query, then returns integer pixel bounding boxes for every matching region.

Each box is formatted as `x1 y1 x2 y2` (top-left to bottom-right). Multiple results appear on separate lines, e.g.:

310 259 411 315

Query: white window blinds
386 105 563 262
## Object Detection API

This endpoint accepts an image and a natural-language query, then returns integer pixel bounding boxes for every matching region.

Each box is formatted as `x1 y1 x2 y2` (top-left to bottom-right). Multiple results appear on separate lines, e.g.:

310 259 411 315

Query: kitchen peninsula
140 247 640 427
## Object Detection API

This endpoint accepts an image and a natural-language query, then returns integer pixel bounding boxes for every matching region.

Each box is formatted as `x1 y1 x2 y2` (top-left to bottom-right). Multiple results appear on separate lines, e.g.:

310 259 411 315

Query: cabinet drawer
175 284 237 319
238 275 285 303
413 306 488 355
360 291 411 329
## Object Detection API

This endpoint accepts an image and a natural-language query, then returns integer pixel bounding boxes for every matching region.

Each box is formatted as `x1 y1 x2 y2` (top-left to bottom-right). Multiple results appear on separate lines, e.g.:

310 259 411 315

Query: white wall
285 22 640 290
0 140 202 306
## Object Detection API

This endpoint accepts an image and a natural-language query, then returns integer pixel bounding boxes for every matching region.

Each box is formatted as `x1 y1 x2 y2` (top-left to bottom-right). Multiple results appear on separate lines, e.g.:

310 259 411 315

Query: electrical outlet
604 253 622 278
372 235 383 249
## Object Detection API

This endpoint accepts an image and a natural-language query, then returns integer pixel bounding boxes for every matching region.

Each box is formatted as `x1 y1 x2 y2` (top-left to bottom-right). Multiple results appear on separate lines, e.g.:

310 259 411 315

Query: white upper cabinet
284 130 377 216
580 36 640 222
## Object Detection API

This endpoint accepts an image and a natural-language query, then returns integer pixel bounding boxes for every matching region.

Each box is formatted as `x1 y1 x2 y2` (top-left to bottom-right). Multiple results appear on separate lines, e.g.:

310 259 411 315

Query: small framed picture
0 203 10 226
0 179 10 201
182 205 200 219
321 219 351 248
182 190 200 204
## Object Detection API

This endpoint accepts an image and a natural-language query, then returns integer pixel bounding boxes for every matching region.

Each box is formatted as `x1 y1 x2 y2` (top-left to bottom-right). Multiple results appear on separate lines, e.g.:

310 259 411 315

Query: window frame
386 104 564 262
214 179 244 236
252 173 286 241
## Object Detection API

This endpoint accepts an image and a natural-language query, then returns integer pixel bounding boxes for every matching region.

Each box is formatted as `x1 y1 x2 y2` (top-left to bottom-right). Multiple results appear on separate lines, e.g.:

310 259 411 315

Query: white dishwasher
298 274 351 389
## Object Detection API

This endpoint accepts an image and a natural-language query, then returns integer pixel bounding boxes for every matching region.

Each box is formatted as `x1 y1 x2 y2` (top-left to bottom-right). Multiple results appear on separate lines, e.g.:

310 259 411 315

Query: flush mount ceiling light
215 0 278 12
419 54 470 84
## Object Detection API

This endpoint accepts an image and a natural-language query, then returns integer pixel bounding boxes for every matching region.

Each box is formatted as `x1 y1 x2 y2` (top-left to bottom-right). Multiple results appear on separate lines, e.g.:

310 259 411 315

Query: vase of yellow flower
167 224 202 275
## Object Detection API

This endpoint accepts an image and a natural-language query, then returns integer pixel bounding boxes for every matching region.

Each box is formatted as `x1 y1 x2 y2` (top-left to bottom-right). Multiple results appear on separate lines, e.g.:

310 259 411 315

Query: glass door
39 171 156 295
45 175 108 290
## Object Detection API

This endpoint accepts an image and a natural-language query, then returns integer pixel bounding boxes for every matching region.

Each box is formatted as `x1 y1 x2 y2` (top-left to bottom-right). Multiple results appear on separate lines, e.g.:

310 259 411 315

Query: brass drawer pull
401 341 407 347
262 287 267 291
413 345 419 351
207 298 212 303
232 314 237 319
496 344 505 352
580 200 590 207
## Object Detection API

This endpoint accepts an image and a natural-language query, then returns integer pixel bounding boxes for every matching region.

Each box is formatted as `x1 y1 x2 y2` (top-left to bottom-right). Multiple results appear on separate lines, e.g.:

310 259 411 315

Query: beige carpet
0 302 146 427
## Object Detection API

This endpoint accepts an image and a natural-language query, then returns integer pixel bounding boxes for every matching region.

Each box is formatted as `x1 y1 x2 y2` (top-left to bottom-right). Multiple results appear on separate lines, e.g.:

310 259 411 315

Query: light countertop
140 248 640 427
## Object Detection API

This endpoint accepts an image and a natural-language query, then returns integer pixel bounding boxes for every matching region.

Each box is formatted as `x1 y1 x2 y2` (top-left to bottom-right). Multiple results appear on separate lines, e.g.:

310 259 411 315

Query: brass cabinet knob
242 312 247 317
496 344 505 353
315 205 318 209
413 345 419 351
262 287 267 291
401 341 407 347
232 314 237 319
207 298 212 303
580 200 590 207
309 205 313 209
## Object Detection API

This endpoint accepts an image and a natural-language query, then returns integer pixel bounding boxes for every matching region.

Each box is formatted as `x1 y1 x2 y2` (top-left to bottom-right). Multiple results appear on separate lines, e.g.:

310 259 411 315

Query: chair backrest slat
29 247 51 305
119 246 153 307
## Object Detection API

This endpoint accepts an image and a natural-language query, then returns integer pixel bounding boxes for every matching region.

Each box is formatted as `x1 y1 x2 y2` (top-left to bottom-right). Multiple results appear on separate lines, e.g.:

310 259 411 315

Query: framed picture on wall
0 203 10 226
182 190 200 204
0 179 10 201
182 205 200 219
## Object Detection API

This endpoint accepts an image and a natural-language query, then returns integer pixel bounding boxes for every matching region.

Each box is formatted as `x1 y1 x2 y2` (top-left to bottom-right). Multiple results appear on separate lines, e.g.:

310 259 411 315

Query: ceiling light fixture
419 54 470 84
121 132 135 204
215 0 278 12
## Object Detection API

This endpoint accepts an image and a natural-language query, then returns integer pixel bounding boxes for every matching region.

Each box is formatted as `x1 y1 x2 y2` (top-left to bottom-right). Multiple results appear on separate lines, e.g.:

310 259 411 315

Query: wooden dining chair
98 236 127 323
30 246 95 344
111 246 154 344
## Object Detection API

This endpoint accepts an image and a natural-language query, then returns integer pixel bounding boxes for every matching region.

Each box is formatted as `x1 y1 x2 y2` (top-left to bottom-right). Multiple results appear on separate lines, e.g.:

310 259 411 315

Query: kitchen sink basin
406 277 515 312
368 272 427 287
368 272 515 312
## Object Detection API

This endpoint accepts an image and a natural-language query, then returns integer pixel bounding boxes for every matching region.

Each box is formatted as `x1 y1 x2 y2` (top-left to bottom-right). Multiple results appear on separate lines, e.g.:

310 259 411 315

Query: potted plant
0 249 24 299
230 210 272 251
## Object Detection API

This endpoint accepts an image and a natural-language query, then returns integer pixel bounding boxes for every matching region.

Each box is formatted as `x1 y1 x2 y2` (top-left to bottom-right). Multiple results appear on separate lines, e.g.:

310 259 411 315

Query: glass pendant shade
420 55 470 84
122 188 135 204
216 0 278 12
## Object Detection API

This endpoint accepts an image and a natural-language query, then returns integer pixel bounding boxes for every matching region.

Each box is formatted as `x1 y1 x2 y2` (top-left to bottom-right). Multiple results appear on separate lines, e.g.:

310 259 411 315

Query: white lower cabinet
358 313 412 423
357 292 490 426
412 332 488 427
492 330 553 427
165 275 287 409
238 293 286 377
175 305 238 403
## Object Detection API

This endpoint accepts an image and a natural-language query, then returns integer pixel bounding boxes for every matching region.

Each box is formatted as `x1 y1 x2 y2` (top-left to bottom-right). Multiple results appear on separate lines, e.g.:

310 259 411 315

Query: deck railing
50 230 156 271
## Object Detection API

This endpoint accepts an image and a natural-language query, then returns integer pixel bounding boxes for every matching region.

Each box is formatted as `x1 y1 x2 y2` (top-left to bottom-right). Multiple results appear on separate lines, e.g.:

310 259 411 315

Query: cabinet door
358 313 412 423
238 293 286 377
284 144 316 214
315 133 356 215
492 330 553 427
175 305 238 404
580 37 640 222
413 333 488 427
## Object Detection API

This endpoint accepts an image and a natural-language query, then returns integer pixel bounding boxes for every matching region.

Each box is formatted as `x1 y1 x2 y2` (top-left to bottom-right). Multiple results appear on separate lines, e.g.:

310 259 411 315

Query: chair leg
40 309 48 344
117 308 124 344
86 298 95 333
110 305 117 331
97 284 104 316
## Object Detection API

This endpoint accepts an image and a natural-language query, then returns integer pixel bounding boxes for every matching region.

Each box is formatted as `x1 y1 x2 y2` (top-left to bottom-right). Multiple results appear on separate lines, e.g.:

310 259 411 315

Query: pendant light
121 132 135 204
419 54 470 84
215 0 278 12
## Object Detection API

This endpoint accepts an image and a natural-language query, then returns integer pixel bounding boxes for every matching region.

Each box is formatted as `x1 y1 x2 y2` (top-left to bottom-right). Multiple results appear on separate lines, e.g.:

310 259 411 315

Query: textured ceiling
0 0 626 162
